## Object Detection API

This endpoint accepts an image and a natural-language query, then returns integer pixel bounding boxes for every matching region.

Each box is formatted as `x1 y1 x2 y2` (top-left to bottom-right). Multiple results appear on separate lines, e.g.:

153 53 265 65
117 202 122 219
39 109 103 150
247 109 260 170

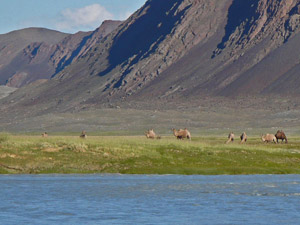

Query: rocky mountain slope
1 0 300 132
136 0 300 99
0 21 122 88
0 28 68 85
2 0 231 109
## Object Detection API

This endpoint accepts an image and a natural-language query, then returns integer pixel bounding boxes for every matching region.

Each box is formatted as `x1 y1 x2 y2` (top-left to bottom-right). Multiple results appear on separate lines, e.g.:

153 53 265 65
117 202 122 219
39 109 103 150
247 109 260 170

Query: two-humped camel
240 132 247 143
145 129 161 139
261 134 276 143
145 129 156 139
275 130 288 143
226 132 247 144
172 128 191 141
226 132 235 144
80 130 87 138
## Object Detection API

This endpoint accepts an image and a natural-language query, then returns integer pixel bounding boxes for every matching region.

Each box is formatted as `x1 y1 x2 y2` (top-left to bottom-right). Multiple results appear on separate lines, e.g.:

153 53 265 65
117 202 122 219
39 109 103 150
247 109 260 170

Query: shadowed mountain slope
3 0 230 107
1 0 300 130
0 28 68 85
135 0 300 99
0 21 122 87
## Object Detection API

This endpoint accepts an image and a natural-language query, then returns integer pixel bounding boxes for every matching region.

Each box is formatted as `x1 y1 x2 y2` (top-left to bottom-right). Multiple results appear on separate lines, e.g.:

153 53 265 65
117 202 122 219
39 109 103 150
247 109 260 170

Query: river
0 174 299 224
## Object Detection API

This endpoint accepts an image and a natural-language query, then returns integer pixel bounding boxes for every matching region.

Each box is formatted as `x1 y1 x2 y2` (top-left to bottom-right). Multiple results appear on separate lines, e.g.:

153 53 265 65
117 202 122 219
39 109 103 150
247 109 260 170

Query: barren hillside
1 0 300 132
0 28 68 85
0 21 122 87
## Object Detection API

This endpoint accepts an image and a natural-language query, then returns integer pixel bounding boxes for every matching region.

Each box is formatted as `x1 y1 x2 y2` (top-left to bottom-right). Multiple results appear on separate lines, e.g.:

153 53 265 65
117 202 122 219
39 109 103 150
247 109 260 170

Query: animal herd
226 130 288 144
145 128 191 140
145 129 288 144
226 132 248 144
41 129 288 144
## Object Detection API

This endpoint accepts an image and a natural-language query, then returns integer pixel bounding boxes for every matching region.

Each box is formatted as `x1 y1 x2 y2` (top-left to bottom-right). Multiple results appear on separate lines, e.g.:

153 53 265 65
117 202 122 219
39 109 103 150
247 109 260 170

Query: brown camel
226 132 235 144
261 134 276 143
145 129 156 139
240 132 247 143
275 130 288 143
172 128 191 141
145 129 161 139
80 130 87 138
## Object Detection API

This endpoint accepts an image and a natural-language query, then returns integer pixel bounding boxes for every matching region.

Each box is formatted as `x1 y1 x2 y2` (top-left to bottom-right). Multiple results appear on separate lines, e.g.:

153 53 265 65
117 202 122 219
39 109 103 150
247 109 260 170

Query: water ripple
0 174 299 224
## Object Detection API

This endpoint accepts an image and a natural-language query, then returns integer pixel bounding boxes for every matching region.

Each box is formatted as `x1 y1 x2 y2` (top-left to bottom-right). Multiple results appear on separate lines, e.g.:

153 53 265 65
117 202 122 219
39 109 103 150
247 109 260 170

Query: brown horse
275 130 288 143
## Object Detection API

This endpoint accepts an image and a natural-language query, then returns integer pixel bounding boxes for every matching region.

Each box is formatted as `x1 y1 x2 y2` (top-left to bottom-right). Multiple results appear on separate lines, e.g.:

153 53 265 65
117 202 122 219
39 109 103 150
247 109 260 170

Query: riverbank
0 134 300 174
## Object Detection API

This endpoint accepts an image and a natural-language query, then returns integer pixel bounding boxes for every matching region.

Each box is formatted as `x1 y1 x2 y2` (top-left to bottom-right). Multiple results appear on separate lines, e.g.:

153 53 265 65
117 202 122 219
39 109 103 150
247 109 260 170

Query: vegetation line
0 134 300 175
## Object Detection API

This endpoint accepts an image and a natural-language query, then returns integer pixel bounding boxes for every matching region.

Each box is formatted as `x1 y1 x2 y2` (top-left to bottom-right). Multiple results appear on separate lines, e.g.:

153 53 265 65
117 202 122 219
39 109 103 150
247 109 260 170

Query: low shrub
0 132 10 143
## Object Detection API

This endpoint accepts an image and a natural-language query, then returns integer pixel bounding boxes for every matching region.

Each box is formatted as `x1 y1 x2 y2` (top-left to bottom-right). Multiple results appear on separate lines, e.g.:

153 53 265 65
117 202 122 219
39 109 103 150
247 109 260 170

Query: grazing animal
275 130 288 143
145 129 156 139
80 130 87 139
261 134 276 143
226 132 235 144
145 129 161 139
42 132 48 138
240 132 247 143
172 128 191 141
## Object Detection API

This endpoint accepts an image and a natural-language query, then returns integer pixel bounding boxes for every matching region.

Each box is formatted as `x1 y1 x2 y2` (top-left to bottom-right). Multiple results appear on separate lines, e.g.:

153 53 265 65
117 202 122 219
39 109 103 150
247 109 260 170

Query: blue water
0 175 299 225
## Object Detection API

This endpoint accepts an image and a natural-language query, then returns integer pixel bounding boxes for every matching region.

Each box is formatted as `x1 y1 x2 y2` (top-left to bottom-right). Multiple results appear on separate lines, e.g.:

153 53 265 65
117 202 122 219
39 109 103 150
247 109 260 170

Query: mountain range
0 20 122 88
1 0 300 133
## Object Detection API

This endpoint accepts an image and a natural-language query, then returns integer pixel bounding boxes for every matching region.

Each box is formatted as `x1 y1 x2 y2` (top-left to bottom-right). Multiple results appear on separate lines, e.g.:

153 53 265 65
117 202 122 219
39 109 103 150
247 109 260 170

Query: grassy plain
0 133 300 175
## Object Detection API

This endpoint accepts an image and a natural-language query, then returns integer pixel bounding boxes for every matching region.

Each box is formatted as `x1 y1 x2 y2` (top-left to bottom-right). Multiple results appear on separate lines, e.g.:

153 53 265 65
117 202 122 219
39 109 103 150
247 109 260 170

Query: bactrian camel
261 134 276 143
172 128 191 141
80 130 87 138
275 130 288 143
145 129 161 139
226 132 235 144
240 132 247 143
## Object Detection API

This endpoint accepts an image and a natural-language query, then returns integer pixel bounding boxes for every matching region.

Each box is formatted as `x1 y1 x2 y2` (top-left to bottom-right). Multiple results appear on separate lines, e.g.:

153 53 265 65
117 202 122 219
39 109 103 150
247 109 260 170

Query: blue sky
0 0 147 34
